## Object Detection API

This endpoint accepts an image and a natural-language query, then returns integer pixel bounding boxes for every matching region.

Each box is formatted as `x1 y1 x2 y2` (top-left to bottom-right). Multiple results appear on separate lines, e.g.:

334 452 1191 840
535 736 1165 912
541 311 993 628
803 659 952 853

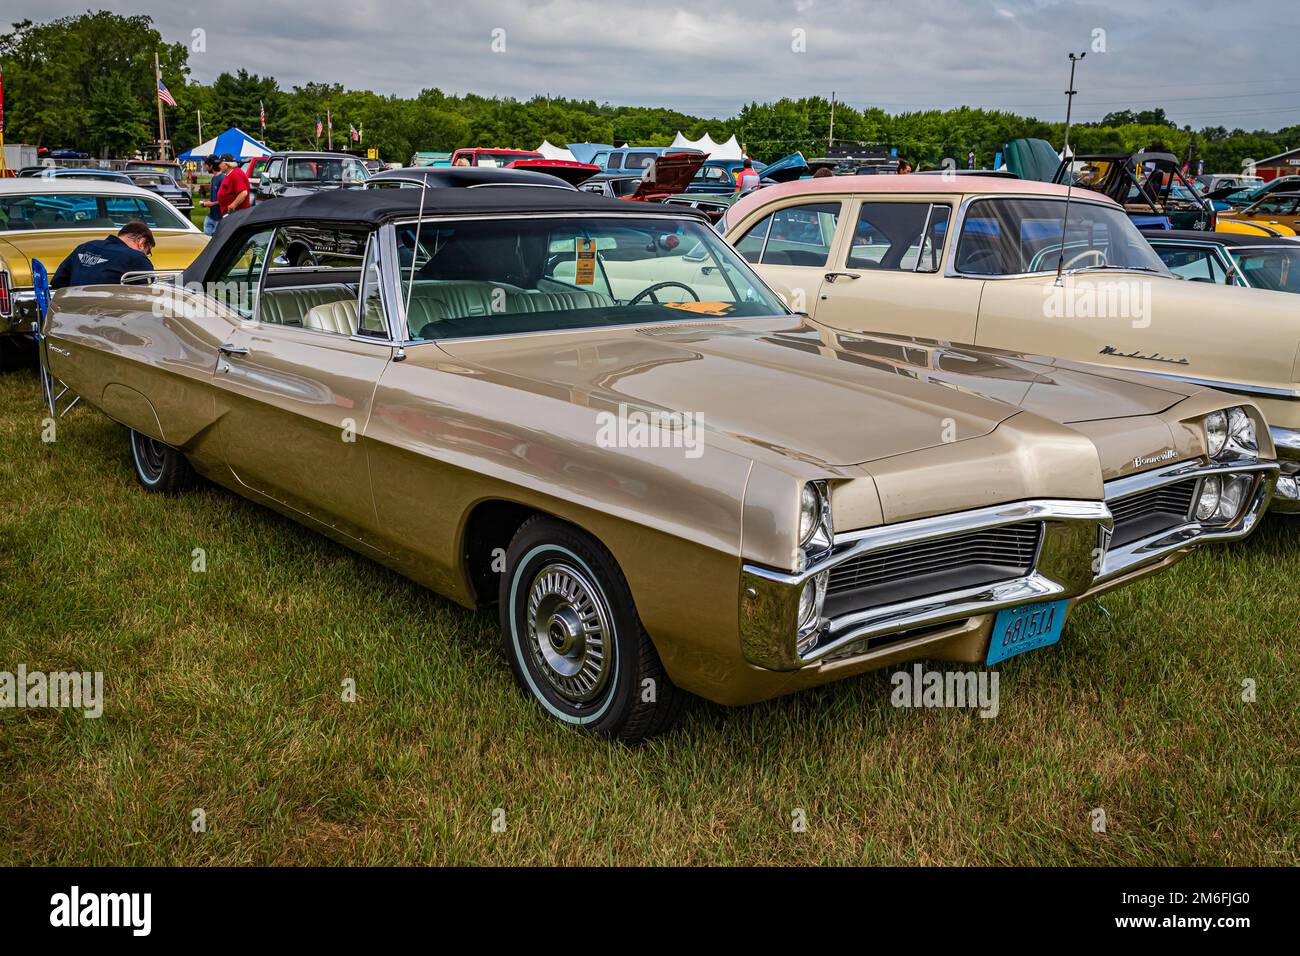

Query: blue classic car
590 145 702 172
1146 230 1300 295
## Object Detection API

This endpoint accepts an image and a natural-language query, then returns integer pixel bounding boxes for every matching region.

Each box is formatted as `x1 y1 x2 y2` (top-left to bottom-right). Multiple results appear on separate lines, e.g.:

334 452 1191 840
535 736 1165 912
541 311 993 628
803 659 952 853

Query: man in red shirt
216 154 251 220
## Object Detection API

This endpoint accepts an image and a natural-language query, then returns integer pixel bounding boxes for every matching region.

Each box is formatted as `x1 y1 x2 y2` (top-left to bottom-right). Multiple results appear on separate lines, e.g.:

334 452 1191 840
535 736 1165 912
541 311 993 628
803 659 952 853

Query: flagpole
197 109 203 146
154 52 168 160
0 63 7 176
326 108 332 150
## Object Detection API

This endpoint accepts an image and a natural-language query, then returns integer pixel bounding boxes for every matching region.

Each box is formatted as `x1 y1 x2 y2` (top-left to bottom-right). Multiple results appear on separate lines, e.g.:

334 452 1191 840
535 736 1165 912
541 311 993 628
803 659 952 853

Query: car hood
0 230 208 286
631 153 708 200
816 329 1197 424
509 159 601 187
437 316 1030 468
758 152 811 184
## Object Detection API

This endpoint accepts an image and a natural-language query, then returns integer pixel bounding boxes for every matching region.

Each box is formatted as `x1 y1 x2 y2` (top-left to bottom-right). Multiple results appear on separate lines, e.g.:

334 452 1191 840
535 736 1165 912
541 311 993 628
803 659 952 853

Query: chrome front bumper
1269 426 1300 512
1095 458 1277 580
739 458 1277 673
740 499 1109 671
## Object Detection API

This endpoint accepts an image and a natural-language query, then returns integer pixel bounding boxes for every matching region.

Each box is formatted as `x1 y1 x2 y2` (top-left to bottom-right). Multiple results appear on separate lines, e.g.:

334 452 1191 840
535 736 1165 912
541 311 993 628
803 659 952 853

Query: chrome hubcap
133 432 166 480
526 562 613 704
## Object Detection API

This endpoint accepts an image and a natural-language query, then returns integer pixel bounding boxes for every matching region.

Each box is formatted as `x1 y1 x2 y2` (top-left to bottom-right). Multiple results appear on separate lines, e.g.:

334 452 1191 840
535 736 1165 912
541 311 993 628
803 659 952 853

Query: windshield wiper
1070 264 1167 275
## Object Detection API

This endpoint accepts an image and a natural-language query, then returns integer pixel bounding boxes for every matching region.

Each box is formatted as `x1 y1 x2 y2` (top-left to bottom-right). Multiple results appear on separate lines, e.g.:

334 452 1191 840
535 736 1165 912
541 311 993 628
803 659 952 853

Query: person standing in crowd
896 158 914 174
198 156 225 236
812 167 834 178
735 157 760 190
216 154 252 226
50 221 156 288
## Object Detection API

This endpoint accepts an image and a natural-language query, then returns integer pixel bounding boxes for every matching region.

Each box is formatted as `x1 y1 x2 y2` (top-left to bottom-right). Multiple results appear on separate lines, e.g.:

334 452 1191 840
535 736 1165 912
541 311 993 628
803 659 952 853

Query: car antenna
404 177 429 323
1055 51 1086 287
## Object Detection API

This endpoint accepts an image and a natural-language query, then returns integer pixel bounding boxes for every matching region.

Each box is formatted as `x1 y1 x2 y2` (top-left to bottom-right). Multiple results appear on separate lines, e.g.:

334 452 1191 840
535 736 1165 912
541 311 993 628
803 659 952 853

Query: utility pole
828 91 835 150
1061 52 1085 160
197 109 203 146
154 52 168 160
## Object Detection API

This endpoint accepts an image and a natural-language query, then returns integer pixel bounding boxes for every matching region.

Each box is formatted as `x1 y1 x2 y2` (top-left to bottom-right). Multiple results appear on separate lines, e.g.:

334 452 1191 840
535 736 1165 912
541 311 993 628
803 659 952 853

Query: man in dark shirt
50 220 156 289
200 156 225 235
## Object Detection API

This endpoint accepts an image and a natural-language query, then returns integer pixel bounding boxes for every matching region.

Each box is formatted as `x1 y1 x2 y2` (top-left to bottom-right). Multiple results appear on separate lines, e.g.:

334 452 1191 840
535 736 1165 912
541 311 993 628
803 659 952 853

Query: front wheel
499 517 686 741
129 428 195 494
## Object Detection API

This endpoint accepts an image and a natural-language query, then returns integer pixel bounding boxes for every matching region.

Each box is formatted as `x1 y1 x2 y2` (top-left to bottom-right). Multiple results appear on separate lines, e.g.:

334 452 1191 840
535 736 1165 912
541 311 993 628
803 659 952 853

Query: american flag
315 116 323 138
259 100 266 132
157 79 177 107
349 123 359 143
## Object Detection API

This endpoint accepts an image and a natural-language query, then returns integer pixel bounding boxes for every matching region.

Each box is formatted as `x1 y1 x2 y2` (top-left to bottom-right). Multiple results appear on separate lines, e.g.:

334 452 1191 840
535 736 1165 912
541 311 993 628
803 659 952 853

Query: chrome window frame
943 193 1167 280
1145 238 1240 286
376 210 790 347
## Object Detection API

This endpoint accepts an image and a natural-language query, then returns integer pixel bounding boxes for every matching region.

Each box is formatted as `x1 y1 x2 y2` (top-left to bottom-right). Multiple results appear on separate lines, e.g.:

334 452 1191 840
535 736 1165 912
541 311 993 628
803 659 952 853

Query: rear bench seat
257 280 615 340
405 280 614 338
258 285 356 328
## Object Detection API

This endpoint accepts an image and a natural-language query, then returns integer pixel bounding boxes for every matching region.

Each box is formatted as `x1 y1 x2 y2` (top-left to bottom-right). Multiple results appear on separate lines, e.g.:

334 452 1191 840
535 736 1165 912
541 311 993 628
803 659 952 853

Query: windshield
1232 247 1300 293
394 215 787 341
0 191 192 231
476 152 543 167
286 157 370 183
955 197 1170 275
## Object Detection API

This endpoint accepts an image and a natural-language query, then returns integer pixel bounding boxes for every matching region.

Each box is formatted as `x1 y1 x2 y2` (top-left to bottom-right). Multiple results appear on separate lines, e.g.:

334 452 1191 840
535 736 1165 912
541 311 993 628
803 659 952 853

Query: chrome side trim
740 498 1110 670
1128 370 1300 401
1095 458 1278 582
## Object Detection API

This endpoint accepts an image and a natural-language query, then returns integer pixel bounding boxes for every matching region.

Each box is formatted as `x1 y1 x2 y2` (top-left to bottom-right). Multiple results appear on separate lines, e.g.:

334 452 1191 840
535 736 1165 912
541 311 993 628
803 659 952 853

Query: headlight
799 484 821 546
798 481 833 554
1195 476 1221 520
1205 406 1258 460
1216 475 1250 521
1225 406 1258 458
1195 473 1254 524
1205 410 1227 458
796 570 829 652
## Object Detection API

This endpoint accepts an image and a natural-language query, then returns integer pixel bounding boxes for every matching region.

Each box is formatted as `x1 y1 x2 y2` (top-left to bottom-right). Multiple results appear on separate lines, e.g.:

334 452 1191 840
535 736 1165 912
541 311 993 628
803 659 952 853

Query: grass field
0 364 1295 866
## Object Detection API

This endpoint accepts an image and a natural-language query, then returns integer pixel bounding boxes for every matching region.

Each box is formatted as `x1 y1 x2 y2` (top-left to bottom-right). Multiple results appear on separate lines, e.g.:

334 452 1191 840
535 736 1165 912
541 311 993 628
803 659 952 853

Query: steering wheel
1063 248 1107 270
627 281 701 306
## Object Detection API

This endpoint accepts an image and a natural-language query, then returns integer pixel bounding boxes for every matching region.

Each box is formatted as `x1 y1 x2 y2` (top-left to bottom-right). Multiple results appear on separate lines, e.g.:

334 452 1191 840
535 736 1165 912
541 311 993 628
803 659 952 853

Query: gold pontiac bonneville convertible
0 177 208 365
723 176 1300 512
42 188 1277 739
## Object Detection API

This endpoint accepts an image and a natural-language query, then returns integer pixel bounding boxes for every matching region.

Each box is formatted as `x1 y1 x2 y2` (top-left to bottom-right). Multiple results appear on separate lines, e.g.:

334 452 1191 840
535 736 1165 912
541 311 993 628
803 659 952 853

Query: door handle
218 343 250 356
823 272 861 283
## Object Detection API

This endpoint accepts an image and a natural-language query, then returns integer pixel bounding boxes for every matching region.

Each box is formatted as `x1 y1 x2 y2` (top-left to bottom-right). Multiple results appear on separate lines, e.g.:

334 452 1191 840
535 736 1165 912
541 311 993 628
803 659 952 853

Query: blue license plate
986 599 1068 665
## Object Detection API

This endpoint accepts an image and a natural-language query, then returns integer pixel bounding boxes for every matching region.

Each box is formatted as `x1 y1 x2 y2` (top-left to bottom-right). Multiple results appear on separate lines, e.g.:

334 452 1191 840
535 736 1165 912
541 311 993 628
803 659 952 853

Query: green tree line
2 12 1293 175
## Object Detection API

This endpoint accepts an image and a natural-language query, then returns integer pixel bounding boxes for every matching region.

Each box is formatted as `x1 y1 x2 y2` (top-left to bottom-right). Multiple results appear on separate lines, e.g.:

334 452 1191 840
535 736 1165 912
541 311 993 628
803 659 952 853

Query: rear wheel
499 516 686 741
129 428 195 494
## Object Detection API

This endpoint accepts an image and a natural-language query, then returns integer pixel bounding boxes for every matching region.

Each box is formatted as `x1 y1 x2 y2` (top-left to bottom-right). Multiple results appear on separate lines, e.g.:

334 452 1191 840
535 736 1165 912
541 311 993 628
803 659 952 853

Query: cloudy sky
11 0 1300 127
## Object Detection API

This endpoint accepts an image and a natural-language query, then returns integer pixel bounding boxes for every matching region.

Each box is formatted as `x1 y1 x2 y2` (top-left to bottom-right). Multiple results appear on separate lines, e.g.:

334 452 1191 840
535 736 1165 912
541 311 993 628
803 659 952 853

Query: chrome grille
825 521 1041 614
1108 479 1197 548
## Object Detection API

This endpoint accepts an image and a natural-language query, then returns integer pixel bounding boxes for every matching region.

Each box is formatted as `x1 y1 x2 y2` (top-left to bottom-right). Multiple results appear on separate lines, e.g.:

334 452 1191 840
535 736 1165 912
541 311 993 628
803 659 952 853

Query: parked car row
14 160 1290 740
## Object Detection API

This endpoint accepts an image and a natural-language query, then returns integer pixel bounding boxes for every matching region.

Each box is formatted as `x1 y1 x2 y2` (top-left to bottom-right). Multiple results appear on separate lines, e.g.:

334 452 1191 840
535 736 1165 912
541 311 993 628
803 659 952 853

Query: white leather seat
302 299 359 336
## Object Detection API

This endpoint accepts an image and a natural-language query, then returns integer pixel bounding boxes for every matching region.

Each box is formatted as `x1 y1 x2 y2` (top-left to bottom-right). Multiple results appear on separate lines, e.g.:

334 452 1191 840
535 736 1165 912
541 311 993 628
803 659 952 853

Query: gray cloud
5 0 1298 127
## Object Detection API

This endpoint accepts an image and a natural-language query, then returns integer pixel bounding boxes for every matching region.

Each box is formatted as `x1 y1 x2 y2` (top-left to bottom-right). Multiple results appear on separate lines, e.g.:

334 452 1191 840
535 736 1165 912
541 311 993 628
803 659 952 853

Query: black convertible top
1148 229 1300 248
185 187 704 283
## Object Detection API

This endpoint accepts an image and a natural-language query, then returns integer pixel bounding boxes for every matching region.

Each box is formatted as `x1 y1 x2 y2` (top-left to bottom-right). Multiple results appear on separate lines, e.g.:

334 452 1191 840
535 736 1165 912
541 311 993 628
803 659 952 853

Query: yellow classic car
1215 191 1300 237
723 175 1300 512
0 178 208 349
42 188 1276 739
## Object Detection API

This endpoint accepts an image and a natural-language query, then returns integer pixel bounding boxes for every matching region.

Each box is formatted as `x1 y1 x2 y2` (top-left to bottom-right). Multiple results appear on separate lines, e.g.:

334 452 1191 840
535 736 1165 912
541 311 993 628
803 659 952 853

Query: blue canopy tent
178 127 271 162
